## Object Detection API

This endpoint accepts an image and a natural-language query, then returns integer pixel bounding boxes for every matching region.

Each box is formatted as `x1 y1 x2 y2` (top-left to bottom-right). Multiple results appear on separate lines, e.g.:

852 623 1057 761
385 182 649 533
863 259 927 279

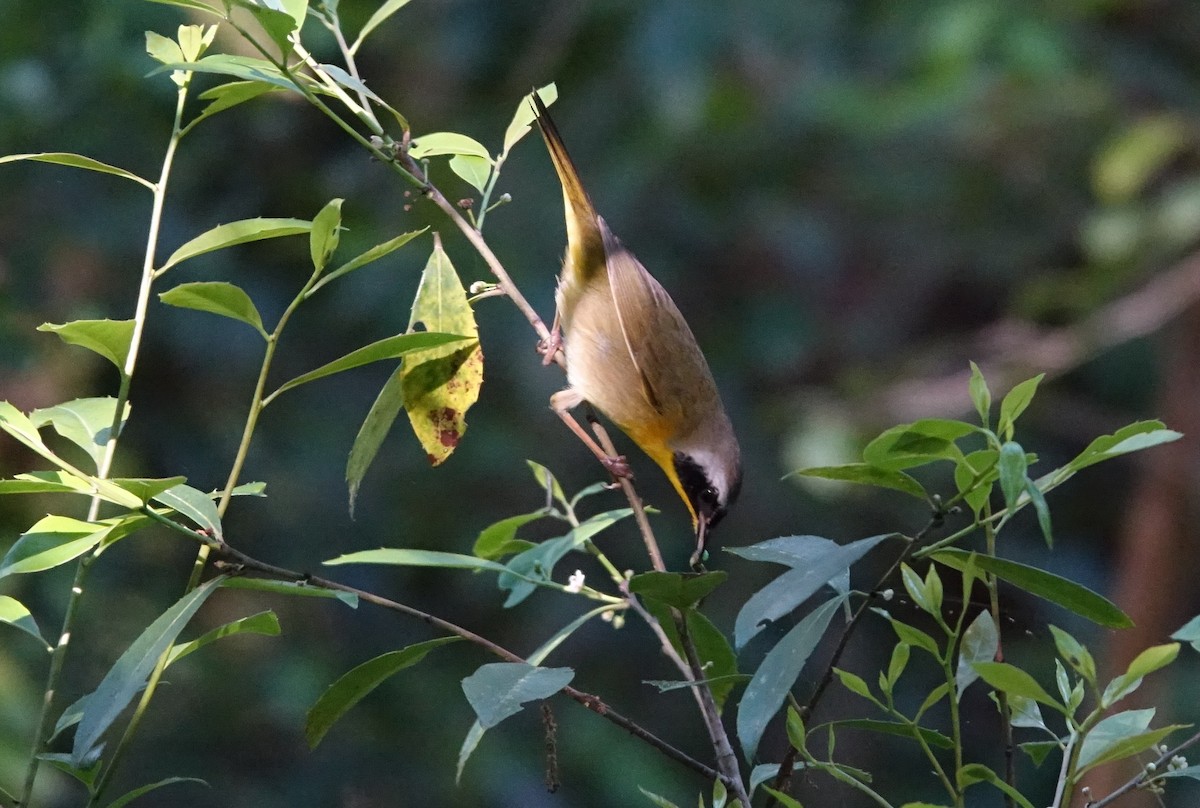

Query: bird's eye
702 486 720 507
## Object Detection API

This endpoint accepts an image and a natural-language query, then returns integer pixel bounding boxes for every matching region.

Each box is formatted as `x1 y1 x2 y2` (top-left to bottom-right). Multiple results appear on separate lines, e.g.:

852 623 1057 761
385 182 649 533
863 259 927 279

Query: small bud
498 193 512 203
881 588 895 602
456 198 474 209
601 610 613 622
1081 787 1092 798
1159 744 1170 754
611 613 625 629
1171 755 1187 770
403 204 413 212
1145 762 1157 773
564 570 585 594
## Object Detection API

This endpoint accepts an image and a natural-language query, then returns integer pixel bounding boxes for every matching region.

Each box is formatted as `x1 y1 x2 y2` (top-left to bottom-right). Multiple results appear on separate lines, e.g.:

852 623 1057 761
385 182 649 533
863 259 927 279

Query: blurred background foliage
2 0 1200 806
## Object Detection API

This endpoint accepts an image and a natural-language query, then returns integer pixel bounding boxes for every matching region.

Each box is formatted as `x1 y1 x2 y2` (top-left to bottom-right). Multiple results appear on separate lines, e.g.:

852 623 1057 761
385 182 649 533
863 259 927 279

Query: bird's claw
602 455 633 480
538 331 563 366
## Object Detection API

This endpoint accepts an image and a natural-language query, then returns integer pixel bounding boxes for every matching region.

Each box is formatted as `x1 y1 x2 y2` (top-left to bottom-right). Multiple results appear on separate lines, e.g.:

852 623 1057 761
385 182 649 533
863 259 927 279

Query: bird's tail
531 91 603 276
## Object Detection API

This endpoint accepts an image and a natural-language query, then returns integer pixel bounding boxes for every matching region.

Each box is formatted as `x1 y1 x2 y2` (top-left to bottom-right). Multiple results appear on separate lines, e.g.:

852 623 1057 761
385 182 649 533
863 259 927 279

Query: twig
203 540 717 780
590 420 665 572
1084 728 1200 808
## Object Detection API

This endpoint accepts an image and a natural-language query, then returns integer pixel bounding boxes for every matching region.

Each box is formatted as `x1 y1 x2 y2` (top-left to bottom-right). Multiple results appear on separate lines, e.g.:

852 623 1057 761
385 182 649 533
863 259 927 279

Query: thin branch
1084 728 1200 808
591 419 665 572
208 541 717 781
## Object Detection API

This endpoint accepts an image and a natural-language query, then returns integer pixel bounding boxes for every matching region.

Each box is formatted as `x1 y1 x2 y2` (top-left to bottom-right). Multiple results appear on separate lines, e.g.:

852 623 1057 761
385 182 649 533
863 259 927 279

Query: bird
531 92 741 569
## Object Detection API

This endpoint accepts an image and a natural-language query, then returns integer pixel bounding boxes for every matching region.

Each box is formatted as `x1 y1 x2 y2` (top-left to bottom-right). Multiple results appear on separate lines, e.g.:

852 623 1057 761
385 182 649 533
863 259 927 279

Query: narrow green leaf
158 217 311 273
350 0 413 53
226 0 300 53
957 763 1037 808
823 718 953 749
72 577 224 766
738 595 846 760
306 637 461 748
955 448 998 517
1077 708 1154 770
529 605 619 666
1171 614 1200 653
788 463 927 500
153 483 223 540
956 610 999 699
309 198 343 272
456 720 487 784
997 442 1027 512
1102 643 1180 707
862 419 976 471
30 397 129 470
785 708 806 752
1065 420 1182 474
409 132 493 161
307 228 428 297
729 534 890 648
1049 626 1096 684
104 776 208 808
900 563 933 615
160 281 267 338
325 548 508 573
0 596 50 650
0 153 154 191
968 361 991 425
145 31 185 65
107 477 188 504
1008 694 1048 730
638 788 683 808
1019 740 1059 767
502 84 558 155
886 618 941 657
461 662 574 728
165 610 281 667
220 577 358 608
641 599 740 710
270 331 469 400
345 364 404 515
997 375 1043 440
38 320 134 372
932 550 1132 628
1079 724 1187 775
0 515 109 578
449 154 491 193
833 668 874 702
971 662 1063 711
1025 478 1053 547
761 788 804 808
472 510 547 560
145 0 224 13
527 460 567 509
628 571 727 609
190 80 283 130
150 55 300 91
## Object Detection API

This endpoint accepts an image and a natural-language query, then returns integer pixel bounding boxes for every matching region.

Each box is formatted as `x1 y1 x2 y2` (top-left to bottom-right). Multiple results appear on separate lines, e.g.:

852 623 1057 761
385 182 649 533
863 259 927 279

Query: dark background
2 1 1199 806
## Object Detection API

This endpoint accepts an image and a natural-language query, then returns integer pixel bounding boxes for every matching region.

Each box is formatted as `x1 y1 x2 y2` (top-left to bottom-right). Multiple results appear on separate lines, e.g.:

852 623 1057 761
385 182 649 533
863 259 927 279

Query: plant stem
982 503 1016 808
17 73 189 808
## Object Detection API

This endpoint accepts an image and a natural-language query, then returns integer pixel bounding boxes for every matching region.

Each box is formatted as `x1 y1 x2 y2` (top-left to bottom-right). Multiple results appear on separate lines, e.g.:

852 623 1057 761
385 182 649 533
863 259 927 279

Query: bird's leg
538 309 563 367
551 389 632 479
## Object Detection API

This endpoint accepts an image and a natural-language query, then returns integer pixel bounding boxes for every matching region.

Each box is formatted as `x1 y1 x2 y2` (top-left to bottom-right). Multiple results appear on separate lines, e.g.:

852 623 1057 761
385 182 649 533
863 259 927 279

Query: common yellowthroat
532 94 742 567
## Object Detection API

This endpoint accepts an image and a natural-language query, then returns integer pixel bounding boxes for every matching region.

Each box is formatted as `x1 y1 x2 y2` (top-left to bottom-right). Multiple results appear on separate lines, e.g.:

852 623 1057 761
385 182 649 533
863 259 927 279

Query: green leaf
38 319 134 372
917 683 951 718
900 563 934 615
0 515 110 578
529 604 619 666
833 668 875 703
642 600 740 710
271 331 469 401
159 281 267 338
191 80 284 130
997 375 1043 441
165 610 281 667
409 132 492 161
955 449 998 517
822 718 953 749
1008 694 1048 730
788 463 927 500
1064 420 1182 474
1025 478 1053 547
1049 625 1096 684
862 419 976 471
153 483 223 540
628 571 727 609
107 476 189 503
350 0 413 54
761 788 804 808
398 241 483 467
1171 614 1200 653
307 228 428 297
226 0 302 53
145 31 185 65
461 662 574 728
884 617 941 657
956 610 998 699
997 442 1027 512
1094 115 1189 203
72 577 224 767
502 84 559 155
29 397 129 470
345 365 404 515
158 217 311 274
472 510 547 560
219 577 358 608
497 509 633 607
968 361 991 425
306 637 461 748
145 0 224 14
738 595 846 760
0 596 50 651
151 55 300 91
638 787 684 808
325 548 508 573
1077 708 1154 770
956 763 1037 808
729 534 890 648
1019 740 1059 767
932 550 1132 628
1102 643 1180 707
0 153 154 191
104 777 208 808
971 662 1063 711
309 198 343 272
527 460 567 509
449 154 491 193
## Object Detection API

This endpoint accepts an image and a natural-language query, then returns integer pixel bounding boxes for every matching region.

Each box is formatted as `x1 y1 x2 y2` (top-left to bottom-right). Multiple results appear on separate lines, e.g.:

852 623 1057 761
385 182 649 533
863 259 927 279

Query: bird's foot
602 454 633 480
537 329 562 366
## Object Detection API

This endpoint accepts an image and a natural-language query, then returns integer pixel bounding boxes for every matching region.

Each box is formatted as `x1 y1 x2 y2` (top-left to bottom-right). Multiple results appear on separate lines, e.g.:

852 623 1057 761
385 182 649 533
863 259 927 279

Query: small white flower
564 570 585 594
881 588 895 602
601 610 614 622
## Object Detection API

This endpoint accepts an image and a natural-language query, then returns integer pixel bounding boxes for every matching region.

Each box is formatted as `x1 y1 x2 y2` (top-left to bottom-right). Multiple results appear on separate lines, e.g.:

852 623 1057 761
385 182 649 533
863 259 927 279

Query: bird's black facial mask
673 452 726 530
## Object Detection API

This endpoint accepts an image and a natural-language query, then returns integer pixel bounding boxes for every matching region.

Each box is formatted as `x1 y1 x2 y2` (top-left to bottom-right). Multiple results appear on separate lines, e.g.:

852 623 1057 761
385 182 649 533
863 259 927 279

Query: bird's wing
599 219 676 416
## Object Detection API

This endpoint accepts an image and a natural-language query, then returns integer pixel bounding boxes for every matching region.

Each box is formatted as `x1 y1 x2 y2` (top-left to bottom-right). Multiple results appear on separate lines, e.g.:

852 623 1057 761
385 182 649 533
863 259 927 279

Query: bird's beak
690 512 710 571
